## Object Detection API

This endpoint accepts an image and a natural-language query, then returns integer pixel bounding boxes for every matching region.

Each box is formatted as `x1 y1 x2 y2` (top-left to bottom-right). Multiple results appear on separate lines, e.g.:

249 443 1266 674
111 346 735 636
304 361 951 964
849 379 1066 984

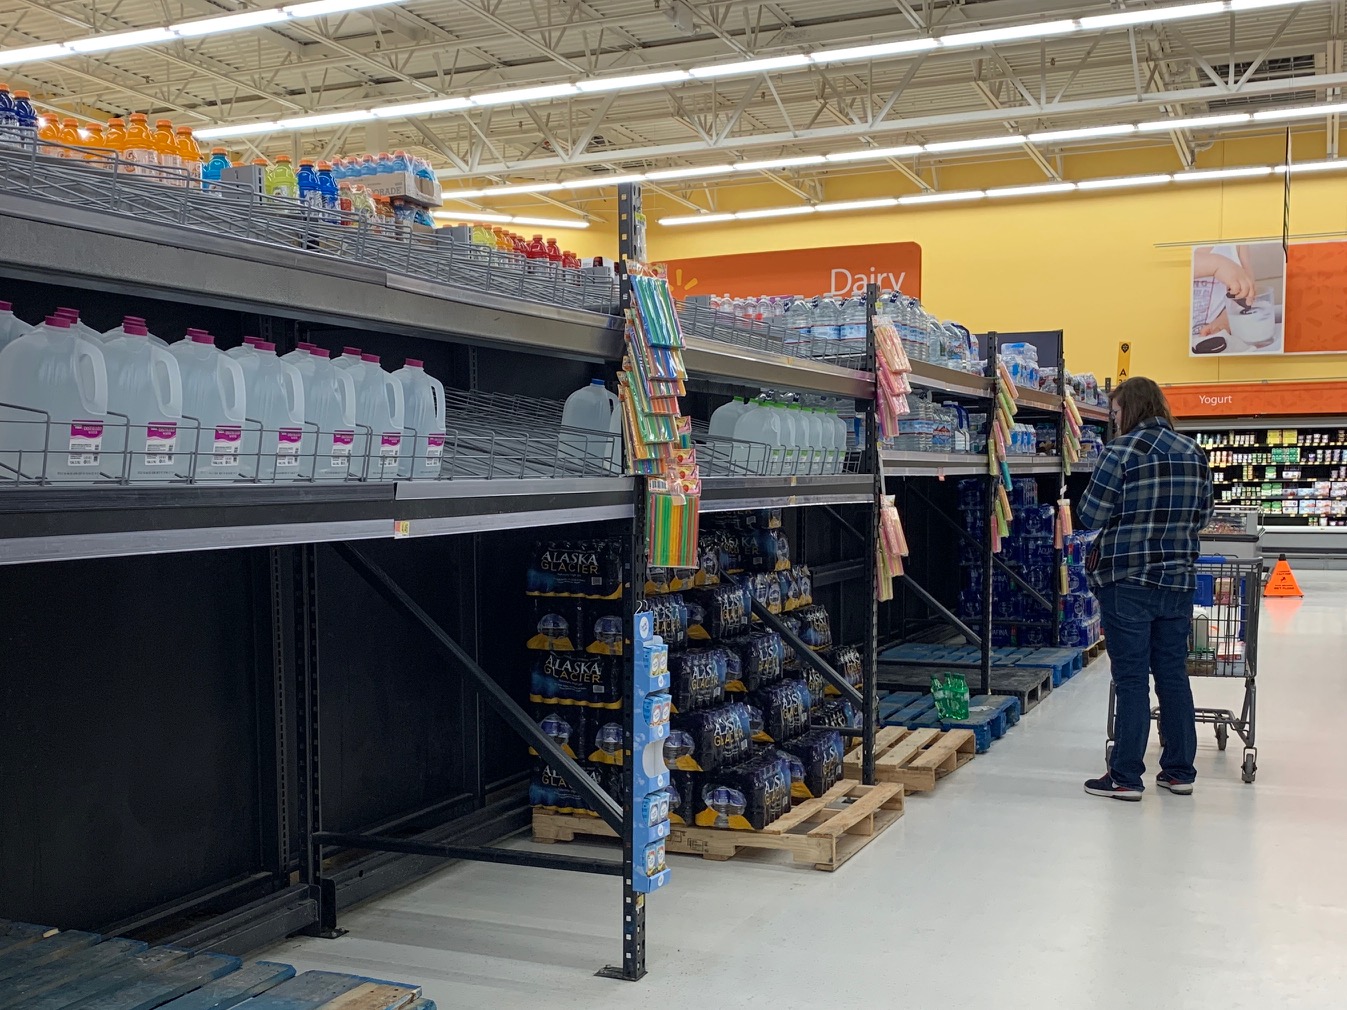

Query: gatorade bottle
316 161 338 214
296 159 321 210
12 90 35 150
546 238 562 268
359 154 377 177
123 113 155 174
390 149 409 174
393 358 446 480
37 116 61 156
201 147 230 192
0 83 15 144
152 119 179 179
330 157 347 182
57 118 83 159
0 314 110 483
265 154 298 201
81 123 108 165
103 116 127 168
376 152 394 175
175 126 202 188
101 321 184 482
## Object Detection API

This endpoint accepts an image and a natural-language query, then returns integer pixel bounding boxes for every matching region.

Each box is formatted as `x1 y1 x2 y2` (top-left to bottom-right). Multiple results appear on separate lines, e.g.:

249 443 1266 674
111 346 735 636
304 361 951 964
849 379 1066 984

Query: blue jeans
1098 582 1197 789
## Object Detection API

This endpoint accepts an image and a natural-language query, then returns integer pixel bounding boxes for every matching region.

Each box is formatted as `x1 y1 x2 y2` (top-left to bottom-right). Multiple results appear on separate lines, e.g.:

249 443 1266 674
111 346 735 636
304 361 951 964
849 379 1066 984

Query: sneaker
1156 772 1194 795
1084 773 1143 801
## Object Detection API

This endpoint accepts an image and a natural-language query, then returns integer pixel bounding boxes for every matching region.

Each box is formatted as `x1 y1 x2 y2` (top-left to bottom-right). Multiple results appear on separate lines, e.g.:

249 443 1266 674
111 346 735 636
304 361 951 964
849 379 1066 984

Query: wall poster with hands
1190 241 1287 356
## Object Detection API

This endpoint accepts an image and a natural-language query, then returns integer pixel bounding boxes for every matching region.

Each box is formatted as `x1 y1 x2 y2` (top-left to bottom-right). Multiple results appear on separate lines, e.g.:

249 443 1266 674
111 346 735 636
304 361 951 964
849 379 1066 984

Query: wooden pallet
1083 638 1106 664
842 726 976 792
0 923 433 1010
533 780 904 871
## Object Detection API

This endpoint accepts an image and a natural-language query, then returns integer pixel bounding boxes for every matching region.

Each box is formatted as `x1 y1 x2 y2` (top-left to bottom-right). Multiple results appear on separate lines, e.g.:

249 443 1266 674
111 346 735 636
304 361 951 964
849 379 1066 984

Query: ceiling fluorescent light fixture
816 198 900 212
809 38 938 64
826 144 924 162
1137 112 1252 132
373 97 472 118
1279 159 1347 173
662 213 737 226
690 54 810 79
442 189 488 200
1028 124 1137 142
1080 1 1226 30
1253 102 1347 121
1076 173 1173 189
576 70 690 93
512 215 590 229
493 182 566 195
433 211 514 223
471 83 577 106
195 121 283 138
0 43 71 66
282 110 375 129
644 164 733 181
734 155 826 171
987 182 1077 198
924 135 1025 152
735 205 816 219
66 27 177 52
562 173 646 190
939 19 1078 49
172 9 289 36
898 190 985 204
1174 165 1275 181
1228 0 1309 8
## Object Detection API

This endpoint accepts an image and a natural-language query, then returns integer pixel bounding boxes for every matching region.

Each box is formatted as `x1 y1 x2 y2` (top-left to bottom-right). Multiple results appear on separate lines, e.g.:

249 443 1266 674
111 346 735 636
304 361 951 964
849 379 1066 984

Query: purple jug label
276 427 302 467
144 421 177 467
426 433 445 460
212 425 241 467
330 430 353 468
380 432 402 448
68 420 103 467
379 431 401 470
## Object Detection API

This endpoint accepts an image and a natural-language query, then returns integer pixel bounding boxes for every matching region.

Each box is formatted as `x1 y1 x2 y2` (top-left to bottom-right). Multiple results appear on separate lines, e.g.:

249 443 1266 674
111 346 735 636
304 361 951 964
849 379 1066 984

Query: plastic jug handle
336 368 356 420
150 344 183 415
385 373 405 426
220 356 245 416
286 365 304 420
75 337 108 414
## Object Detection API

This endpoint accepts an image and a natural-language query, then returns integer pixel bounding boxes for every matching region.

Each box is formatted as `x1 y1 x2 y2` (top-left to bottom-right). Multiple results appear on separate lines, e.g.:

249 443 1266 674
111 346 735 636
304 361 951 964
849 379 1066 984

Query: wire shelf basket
0 137 620 313
675 299 869 372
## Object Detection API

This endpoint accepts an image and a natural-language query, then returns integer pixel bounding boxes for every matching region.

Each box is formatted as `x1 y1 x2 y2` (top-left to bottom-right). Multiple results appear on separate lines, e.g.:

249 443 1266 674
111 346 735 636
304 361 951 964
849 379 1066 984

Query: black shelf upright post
294 543 342 938
1054 332 1067 649
862 283 881 784
981 332 998 697
599 179 647 983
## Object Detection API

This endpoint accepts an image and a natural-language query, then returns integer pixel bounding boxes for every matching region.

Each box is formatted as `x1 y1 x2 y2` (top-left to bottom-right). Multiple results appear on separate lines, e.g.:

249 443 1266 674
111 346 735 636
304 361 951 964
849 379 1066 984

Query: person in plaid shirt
1077 377 1214 801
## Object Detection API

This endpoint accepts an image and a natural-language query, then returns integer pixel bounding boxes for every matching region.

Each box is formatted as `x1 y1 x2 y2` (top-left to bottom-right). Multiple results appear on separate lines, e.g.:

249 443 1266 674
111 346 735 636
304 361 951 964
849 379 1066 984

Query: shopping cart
1105 556 1262 783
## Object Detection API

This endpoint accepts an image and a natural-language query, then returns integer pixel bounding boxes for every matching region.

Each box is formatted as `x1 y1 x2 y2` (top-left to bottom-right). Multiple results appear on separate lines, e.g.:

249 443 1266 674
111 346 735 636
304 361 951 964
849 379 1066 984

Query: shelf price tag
393 519 411 538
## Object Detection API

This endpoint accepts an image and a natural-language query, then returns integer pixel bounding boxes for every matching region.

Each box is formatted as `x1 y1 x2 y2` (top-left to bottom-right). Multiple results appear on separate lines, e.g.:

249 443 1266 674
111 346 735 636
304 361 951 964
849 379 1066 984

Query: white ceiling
3 0 1344 217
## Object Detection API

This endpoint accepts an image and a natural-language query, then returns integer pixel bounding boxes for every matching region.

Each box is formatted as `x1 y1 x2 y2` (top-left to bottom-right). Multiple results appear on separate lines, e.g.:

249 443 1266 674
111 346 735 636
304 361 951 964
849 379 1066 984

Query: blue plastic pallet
878 691 925 723
0 921 434 1010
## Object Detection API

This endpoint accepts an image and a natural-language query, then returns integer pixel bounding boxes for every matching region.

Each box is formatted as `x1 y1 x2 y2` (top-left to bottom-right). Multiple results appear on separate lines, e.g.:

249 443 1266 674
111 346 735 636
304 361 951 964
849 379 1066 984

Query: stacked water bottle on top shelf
0 301 450 485
955 478 1101 649
680 289 981 373
1001 340 1107 409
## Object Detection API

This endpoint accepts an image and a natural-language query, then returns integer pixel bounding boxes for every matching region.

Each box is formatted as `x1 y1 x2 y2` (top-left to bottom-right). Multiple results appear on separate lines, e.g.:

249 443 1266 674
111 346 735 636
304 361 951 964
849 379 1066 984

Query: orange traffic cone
1263 554 1304 598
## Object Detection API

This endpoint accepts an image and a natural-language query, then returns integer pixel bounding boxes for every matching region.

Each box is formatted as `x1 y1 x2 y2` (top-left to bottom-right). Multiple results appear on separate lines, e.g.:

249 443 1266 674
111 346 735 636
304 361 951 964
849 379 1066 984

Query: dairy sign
659 242 922 301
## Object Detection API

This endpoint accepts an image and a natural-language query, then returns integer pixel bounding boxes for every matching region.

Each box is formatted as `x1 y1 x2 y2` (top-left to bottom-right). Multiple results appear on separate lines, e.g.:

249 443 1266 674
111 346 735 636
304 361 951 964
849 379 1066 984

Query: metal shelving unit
0 173 881 979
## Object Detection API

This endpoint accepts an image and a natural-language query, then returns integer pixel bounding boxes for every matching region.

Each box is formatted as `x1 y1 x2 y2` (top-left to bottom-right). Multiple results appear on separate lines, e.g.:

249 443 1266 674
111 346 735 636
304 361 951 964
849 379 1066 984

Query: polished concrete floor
270 572 1347 1009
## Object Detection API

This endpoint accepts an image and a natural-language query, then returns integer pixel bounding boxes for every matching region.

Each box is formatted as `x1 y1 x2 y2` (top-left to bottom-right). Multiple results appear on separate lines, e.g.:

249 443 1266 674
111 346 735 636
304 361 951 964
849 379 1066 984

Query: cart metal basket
1105 556 1262 783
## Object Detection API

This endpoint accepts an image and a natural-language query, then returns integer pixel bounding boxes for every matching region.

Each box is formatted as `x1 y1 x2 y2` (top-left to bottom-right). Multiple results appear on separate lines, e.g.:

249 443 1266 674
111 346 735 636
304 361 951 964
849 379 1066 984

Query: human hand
1213 259 1256 303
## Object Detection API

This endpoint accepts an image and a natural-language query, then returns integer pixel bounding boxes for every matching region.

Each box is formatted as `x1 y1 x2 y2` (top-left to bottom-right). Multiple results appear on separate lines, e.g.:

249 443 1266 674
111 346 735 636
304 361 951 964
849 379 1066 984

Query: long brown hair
1110 376 1176 435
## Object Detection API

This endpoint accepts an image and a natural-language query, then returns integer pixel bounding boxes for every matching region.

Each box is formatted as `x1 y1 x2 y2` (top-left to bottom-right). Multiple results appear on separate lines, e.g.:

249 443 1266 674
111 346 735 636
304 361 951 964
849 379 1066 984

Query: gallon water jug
796 406 823 475
709 397 754 473
394 358 446 480
280 342 314 366
226 335 261 360
349 353 404 481
239 341 306 482
560 379 621 475
333 346 363 371
102 322 184 482
103 315 168 348
0 314 109 483
169 332 246 480
54 307 104 344
301 348 357 482
733 400 783 475
0 300 32 354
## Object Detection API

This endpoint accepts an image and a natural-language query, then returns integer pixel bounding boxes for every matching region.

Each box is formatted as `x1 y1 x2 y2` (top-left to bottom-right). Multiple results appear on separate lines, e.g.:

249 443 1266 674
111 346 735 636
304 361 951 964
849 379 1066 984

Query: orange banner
1164 380 1347 417
660 241 922 301
1285 242 1347 354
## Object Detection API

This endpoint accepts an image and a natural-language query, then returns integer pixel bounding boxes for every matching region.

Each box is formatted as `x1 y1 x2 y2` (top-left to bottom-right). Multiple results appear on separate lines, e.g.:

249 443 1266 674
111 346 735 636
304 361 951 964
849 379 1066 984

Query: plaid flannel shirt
1077 417 1215 591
